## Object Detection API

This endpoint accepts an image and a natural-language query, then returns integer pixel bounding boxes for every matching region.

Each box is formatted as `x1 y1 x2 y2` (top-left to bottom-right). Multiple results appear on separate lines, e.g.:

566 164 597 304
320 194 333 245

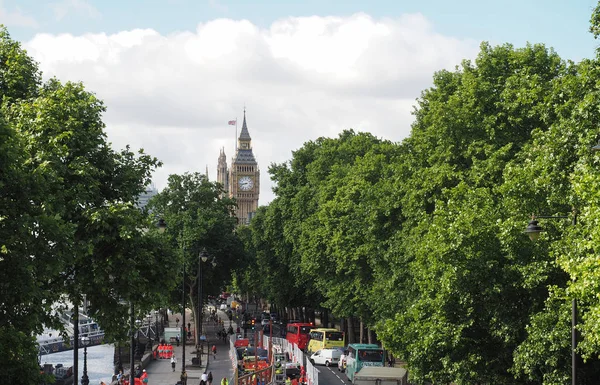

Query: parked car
310 348 342 367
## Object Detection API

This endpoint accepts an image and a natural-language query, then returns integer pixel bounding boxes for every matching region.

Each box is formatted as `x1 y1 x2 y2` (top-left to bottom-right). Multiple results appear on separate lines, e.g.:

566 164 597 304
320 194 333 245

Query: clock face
238 176 254 191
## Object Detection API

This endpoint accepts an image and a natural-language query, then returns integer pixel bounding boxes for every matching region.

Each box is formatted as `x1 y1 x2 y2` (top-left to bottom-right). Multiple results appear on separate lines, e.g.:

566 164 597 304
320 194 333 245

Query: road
314 363 351 385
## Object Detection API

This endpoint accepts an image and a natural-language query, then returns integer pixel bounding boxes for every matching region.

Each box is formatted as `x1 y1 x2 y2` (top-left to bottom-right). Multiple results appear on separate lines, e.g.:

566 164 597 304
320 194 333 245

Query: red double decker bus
286 322 313 350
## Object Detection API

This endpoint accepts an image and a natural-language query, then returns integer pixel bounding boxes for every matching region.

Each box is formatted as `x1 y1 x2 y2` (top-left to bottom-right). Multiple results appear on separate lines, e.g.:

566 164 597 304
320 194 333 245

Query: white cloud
0 1 38 28
50 0 100 21
23 13 479 204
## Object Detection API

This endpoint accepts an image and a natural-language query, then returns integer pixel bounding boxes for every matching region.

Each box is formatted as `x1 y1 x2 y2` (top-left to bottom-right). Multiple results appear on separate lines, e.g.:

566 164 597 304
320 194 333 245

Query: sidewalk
143 306 236 385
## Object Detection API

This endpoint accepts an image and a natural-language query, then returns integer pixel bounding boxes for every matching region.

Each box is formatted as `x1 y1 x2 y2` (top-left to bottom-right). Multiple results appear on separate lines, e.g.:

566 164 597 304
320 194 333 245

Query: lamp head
200 248 209 263
81 336 90 346
525 218 544 241
156 218 167 233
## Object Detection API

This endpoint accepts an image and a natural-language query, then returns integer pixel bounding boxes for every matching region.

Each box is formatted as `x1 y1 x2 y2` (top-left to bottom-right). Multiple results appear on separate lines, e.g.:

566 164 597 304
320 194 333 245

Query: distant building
136 185 158 210
217 109 260 225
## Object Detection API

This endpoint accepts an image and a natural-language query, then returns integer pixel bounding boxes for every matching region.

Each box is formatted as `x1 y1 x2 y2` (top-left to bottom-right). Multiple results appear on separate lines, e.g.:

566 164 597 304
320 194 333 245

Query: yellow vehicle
306 328 345 355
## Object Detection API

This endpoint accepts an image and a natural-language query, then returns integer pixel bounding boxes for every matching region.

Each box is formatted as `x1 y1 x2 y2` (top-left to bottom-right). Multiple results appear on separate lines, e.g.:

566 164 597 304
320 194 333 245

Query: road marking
327 367 347 384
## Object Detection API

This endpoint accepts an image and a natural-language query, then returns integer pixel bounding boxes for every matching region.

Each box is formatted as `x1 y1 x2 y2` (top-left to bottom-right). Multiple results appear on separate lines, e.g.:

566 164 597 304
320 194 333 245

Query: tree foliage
147 172 243 330
0 26 175 384
243 9 600 383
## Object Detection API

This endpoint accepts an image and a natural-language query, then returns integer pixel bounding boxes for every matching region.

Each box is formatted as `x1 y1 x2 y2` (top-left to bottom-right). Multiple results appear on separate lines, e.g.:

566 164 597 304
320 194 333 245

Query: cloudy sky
2 0 599 204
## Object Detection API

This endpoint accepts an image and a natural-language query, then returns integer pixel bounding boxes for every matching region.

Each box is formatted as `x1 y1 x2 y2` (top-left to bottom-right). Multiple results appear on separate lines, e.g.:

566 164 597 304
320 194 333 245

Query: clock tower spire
229 108 260 225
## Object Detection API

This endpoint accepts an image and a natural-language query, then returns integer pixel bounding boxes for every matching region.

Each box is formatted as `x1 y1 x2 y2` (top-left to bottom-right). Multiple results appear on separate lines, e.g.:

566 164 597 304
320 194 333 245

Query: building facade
217 110 260 225
136 185 158 211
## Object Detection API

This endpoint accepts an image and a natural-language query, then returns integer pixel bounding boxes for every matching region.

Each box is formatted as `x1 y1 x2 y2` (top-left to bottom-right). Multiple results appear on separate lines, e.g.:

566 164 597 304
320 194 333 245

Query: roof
239 110 251 141
234 149 256 164
234 109 257 164
354 367 408 380
348 343 381 349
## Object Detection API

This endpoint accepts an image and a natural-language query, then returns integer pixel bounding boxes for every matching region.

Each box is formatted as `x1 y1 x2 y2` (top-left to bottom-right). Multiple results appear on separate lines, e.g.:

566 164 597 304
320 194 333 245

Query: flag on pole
228 120 236 125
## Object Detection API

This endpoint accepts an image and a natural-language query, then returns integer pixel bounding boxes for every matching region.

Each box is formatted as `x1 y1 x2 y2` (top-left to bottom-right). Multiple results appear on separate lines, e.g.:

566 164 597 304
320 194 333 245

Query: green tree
147 172 242 335
6 78 176 339
378 42 569 384
507 56 600 384
0 26 176 383
0 25 39 104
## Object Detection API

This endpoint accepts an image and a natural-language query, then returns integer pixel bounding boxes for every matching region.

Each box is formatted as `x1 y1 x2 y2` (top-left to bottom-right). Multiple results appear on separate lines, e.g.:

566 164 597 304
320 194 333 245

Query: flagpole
235 117 238 153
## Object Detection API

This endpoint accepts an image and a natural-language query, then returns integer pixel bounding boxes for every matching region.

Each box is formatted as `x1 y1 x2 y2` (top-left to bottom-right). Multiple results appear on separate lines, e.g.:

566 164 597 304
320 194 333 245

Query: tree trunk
367 326 373 344
347 317 355 344
359 319 364 343
323 309 329 328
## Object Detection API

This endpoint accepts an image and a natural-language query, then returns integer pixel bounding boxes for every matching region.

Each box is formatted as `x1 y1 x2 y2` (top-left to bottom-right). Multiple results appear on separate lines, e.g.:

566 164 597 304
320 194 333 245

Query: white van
310 348 342 367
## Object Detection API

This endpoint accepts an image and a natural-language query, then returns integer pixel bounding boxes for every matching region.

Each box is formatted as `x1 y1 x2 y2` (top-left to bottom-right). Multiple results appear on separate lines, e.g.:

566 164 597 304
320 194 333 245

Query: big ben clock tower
228 109 260 225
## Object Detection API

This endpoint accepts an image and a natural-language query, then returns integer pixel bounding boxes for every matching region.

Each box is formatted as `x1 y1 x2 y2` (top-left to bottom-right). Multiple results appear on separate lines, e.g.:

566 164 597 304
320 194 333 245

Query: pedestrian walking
207 371 213 385
211 344 217 359
176 334 180 347
171 356 177 372
221 378 228 385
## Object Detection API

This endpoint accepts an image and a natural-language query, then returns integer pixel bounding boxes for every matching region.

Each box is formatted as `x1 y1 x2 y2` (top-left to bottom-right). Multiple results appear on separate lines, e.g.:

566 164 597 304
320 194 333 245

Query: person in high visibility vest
221 377 228 385
285 377 291 385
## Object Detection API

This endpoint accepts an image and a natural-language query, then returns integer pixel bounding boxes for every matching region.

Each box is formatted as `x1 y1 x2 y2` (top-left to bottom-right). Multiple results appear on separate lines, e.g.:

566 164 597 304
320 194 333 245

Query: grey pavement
143 307 237 385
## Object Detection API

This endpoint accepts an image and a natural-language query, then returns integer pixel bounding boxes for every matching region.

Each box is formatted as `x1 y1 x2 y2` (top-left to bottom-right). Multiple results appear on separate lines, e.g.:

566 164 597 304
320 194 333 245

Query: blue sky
4 0 600 62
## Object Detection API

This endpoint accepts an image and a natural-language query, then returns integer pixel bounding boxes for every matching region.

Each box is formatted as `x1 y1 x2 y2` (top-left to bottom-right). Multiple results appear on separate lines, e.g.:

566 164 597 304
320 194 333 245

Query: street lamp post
181 260 187 385
73 303 79 385
147 315 153 351
129 303 135 385
198 249 209 346
135 319 142 361
81 336 90 385
524 209 578 385
128 218 166 385
207 258 217 368
154 310 160 342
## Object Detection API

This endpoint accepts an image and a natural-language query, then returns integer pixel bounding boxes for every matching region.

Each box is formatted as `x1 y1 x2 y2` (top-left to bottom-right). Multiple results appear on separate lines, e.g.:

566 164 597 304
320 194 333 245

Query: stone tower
217 109 260 225
217 147 229 198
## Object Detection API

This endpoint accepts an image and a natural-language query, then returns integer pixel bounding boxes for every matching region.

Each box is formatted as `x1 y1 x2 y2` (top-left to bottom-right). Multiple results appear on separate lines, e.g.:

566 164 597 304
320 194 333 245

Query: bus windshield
325 332 344 341
358 349 384 362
